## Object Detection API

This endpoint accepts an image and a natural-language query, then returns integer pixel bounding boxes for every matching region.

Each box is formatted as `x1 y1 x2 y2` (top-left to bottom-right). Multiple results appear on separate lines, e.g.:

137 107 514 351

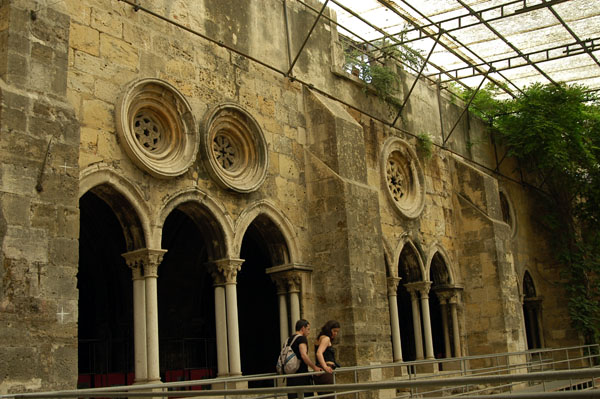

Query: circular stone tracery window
381 137 425 219
201 103 268 193
116 78 198 178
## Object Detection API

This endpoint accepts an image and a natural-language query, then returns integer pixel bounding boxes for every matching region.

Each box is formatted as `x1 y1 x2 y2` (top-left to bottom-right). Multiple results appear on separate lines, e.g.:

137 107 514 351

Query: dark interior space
159 208 217 383
238 222 280 386
78 191 133 387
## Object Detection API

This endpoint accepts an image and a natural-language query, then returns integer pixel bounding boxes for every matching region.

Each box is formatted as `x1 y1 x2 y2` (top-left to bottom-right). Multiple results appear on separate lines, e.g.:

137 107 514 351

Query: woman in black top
314 320 341 393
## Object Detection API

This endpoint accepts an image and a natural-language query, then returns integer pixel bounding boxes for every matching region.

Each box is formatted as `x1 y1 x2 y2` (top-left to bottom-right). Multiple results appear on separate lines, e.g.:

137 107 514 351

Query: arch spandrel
157 188 234 260
79 165 151 251
233 200 299 265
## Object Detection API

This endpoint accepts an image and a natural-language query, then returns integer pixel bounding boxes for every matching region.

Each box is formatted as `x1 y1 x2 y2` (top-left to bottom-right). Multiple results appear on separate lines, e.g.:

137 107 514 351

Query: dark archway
238 215 283 386
430 252 451 359
397 243 422 361
159 208 217 383
78 191 133 388
523 271 543 349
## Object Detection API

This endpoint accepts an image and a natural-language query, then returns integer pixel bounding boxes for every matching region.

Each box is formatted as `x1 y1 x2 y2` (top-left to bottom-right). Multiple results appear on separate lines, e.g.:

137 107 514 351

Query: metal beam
432 37 600 83
443 68 494 146
379 0 520 97
455 0 558 87
370 0 570 48
287 0 330 77
392 30 443 126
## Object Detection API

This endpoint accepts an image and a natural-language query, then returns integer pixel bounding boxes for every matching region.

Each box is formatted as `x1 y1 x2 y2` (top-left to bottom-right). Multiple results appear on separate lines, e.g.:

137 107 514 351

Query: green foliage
417 132 433 160
343 35 423 110
485 83 600 344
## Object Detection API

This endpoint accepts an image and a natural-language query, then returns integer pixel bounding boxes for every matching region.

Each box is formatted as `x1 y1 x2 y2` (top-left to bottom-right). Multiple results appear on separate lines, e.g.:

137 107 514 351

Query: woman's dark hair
318 320 340 339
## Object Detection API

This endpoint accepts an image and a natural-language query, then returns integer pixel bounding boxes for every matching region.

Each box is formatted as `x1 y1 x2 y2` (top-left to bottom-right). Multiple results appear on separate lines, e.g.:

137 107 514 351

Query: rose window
381 137 425 219
116 78 198 178
201 103 268 193
134 113 162 152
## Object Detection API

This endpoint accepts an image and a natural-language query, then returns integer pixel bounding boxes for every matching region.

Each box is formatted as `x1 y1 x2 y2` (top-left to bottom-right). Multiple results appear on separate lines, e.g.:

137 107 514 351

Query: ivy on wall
463 83 600 344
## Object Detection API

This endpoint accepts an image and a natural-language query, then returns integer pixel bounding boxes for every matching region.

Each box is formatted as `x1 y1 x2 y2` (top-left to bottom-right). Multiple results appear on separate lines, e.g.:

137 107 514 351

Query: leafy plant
417 132 433 160
485 83 600 344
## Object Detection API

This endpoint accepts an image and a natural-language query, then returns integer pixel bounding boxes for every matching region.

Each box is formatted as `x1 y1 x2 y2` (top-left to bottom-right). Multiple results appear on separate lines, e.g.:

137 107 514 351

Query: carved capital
286 274 302 293
387 277 402 295
122 248 167 279
209 258 244 284
405 281 432 298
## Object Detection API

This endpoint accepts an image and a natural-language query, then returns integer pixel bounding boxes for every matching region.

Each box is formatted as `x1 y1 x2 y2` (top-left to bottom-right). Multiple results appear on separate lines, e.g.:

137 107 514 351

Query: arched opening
78 191 134 388
159 207 217 383
397 243 422 361
523 271 543 349
238 215 284 385
430 252 451 359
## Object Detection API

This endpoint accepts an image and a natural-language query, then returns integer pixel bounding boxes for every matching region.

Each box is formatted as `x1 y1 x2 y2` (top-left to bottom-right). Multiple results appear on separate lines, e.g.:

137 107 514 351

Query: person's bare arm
299 342 322 372
316 336 333 373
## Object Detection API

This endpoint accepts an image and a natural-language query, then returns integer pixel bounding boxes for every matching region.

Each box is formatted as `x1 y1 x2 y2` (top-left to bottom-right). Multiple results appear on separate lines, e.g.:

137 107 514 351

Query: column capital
122 248 167 278
405 281 432 297
387 276 402 294
433 284 463 304
208 258 244 284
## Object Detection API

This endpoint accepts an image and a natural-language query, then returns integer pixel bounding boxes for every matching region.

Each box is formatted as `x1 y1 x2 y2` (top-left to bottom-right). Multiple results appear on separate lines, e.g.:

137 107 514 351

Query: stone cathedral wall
0 0 580 393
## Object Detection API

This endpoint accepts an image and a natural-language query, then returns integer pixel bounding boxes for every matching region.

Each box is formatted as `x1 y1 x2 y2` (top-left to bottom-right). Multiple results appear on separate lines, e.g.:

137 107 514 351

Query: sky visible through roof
324 0 600 96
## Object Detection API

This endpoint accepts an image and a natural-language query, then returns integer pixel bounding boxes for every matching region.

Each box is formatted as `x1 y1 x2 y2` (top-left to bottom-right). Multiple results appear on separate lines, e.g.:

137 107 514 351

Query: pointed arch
79 165 150 251
523 270 537 298
158 188 233 260
233 200 299 265
425 244 456 285
393 236 425 282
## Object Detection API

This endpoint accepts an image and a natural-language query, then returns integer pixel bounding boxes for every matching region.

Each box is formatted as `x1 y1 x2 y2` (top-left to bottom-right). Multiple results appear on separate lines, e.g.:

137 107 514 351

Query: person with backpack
285 319 322 399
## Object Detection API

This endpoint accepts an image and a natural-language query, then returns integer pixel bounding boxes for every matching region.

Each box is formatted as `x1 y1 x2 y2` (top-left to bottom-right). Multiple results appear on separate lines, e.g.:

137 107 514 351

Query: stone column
122 248 166 383
387 277 403 362
533 300 545 348
209 265 229 376
405 284 424 360
438 295 451 359
287 275 301 331
143 249 167 383
274 279 289 346
214 258 244 376
417 282 435 360
122 252 148 383
450 294 461 357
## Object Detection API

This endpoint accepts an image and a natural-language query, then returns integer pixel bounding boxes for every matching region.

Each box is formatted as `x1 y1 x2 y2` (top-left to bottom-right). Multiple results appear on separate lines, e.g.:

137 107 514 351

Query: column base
415 361 439 374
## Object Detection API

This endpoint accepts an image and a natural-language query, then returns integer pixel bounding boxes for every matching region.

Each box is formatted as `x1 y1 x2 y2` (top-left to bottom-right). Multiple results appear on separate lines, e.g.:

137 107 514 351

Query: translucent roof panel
324 0 600 96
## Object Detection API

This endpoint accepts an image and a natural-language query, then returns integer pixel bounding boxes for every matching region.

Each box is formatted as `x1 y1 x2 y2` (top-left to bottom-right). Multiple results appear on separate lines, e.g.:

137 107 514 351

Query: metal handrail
1 345 598 398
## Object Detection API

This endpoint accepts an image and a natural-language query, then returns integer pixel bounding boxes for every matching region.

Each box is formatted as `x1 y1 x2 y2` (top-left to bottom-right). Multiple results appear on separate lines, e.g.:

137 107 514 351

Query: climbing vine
465 83 600 344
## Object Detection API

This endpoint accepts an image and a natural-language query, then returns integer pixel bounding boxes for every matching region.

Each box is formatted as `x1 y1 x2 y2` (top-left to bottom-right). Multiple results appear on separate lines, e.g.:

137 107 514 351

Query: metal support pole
443 68 493 146
287 0 330 77
392 30 443 127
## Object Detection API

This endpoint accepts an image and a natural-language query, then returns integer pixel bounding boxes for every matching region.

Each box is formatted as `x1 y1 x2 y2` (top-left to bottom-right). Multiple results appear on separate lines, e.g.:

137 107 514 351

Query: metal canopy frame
116 0 599 192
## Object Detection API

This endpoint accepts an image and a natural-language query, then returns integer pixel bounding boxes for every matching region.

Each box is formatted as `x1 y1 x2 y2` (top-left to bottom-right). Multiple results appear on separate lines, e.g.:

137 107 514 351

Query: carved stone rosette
116 78 199 178
200 103 268 193
381 137 425 219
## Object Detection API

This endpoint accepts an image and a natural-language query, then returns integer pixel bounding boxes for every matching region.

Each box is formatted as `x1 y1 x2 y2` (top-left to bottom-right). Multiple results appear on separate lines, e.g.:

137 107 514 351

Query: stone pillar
144 250 166 383
533 301 545 348
450 295 461 357
417 282 435 360
213 258 244 376
287 275 301 331
274 279 289 346
122 248 167 383
209 266 229 376
122 253 148 383
438 296 451 359
387 277 403 362
406 284 424 360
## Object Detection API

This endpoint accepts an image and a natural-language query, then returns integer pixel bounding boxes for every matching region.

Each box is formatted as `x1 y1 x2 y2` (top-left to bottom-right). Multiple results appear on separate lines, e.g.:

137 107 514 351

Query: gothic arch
393 236 425 282
79 165 150 251
157 188 233 260
233 200 299 265
425 244 456 285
